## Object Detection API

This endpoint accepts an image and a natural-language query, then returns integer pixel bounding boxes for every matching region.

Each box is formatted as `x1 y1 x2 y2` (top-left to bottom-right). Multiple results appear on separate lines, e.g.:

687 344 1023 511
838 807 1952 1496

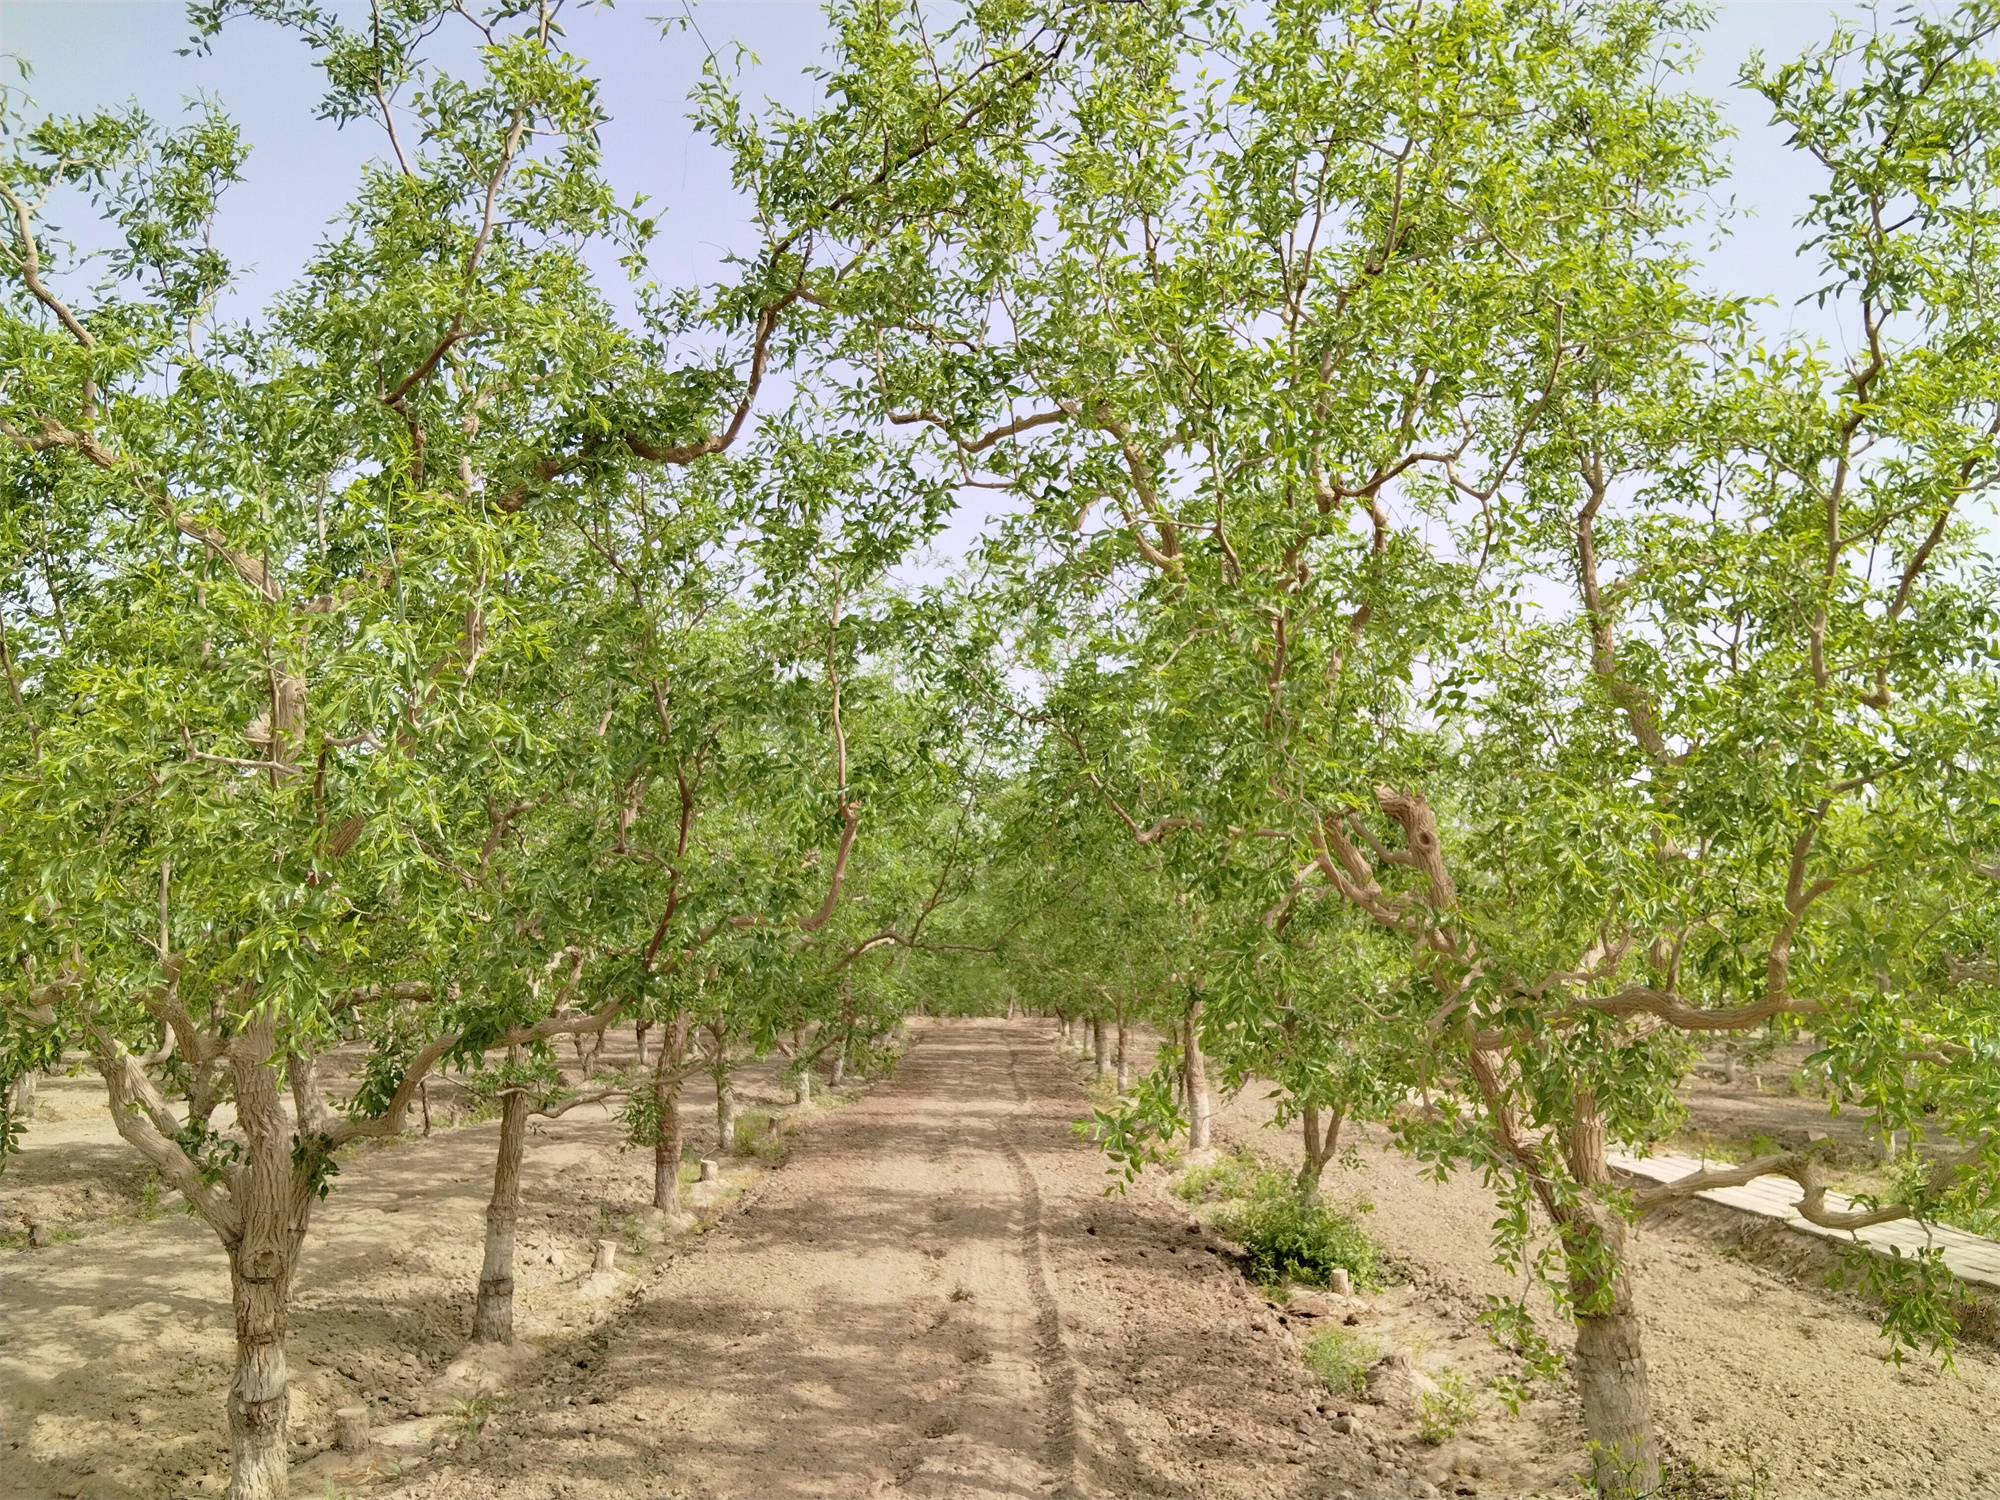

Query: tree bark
227 1246 296 1500
471 1089 529 1344
1297 1101 1343 1202
830 989 852 1088
707 1022 736 1153
1183 999 1212 1152
1092 1017 1110 1077
634 1019 652 1070
1564 1093 1660 1498
651 1013 690 1214
10 1069 36 1117
1115 997 1129 1091
224 1016 314 1500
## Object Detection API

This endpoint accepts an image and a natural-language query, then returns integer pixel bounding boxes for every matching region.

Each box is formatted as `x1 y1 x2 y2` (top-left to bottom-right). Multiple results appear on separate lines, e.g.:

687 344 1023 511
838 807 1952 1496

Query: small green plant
1219 1183 1380 1290
1172 1147 1261 1205
1302 1326 1378 1397
136 1173 164 1221
734 1110 776 1155
620 1215 650 1260
1417 1369 1476 1444
1722 1436 1773 1500
447 1394 495 1443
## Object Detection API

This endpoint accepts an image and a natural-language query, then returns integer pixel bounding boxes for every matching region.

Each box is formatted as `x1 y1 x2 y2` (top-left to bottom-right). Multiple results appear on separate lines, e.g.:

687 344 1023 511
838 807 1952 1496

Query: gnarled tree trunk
225 1017 315 1500
471 1088 529 1344
1564 1092 1660 1498
226 1240 298 1500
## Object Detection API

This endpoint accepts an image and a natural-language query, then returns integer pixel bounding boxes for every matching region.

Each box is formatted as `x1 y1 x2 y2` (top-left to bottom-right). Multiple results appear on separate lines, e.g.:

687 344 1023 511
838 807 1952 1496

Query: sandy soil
1199 1063 2000 1500
368 1018 1522 1500
4 1018 1995 1500
0 1039 799 1500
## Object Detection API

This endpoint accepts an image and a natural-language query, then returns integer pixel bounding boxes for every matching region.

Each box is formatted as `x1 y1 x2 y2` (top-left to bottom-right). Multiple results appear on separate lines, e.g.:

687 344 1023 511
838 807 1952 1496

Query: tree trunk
192 1059 221 1127
1564 1093 1660 1498
1115 999 1129 1091
224 1016 313 1500
830 1032 847 1088
634 1020 652 1070
1721 1050 1737 1086
651 1013 690 1214
1297 1102 1343 1202
1058 1014 1070 1045
1092 1018 1110 1077
1005 990 1017 1021
227 1246 296 1500
1183 999 1212 1152
717 1078 738 1152
8 1069 35 1120
471 1089 529 1344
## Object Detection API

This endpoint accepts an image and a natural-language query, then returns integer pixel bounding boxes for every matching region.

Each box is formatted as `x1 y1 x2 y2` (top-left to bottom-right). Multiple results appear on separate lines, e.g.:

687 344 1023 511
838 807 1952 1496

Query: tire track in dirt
1000 1033 1083 1493
372 1019 1423 1500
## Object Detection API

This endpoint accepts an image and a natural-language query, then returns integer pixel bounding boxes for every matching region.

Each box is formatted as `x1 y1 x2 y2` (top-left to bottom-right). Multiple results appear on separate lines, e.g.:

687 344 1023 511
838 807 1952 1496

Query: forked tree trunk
1092 1018 1109 1077
1297 1102 1343 1202
1183 999 1212 1152
652 1013 690 1214
471 1089 529 1344
1564 1092 1660 1497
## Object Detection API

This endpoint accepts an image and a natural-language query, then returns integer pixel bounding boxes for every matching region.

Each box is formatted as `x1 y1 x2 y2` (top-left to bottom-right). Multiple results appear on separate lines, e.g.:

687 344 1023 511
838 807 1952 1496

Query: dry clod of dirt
1364 1351 1442 1409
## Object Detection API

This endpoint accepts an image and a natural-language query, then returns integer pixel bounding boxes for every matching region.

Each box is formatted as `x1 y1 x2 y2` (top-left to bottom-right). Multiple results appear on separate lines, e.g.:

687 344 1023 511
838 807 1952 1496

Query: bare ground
4 1019 1995 1500
1197 1061 2000 1500
365 1017 1490 1500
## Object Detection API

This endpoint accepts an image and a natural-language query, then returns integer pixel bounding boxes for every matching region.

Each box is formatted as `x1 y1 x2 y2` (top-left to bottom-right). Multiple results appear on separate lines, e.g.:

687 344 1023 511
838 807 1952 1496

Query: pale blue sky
9 0 1970 569
1 1 1877 328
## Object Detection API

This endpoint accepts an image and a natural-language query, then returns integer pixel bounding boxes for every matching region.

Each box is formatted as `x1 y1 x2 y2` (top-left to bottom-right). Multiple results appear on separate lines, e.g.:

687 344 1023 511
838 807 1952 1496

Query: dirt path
19 1018 1982 1500
382 1019 1469 1500
0 1044 801 1500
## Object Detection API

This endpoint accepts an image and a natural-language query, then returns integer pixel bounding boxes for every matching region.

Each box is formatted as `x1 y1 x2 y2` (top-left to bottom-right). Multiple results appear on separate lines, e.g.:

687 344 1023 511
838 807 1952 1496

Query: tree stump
1328 1267 1353 1297
593 1239 617 1275
698 1158 720 1184
334 1406 370 1453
